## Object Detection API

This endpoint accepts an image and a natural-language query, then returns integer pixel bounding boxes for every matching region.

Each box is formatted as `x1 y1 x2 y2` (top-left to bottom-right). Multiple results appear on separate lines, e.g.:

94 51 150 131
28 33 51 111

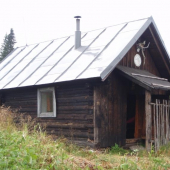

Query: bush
110 144 127 155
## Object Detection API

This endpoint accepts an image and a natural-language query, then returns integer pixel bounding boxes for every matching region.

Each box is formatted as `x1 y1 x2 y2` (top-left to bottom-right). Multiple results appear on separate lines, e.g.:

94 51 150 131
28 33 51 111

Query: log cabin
0 16 170 150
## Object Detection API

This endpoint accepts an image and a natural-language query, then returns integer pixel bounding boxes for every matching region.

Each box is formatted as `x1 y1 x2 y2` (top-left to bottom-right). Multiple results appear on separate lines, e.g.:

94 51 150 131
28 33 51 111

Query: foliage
110 143 127 155
0 28 16 61
1 106 170 169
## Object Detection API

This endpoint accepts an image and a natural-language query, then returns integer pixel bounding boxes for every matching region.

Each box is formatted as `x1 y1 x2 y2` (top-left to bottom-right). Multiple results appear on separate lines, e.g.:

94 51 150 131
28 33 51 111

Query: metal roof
0 17 169 90
117 66 170 90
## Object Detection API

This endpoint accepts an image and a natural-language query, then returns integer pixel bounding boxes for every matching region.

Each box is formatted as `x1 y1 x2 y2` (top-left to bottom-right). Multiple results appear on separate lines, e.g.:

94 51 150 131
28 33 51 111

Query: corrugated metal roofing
117 66 170 90
0 17 169 90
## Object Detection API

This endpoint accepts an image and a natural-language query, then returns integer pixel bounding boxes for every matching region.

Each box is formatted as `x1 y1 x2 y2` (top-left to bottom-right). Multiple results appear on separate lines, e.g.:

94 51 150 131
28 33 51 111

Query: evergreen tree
0 28 16 61
0 34 8 60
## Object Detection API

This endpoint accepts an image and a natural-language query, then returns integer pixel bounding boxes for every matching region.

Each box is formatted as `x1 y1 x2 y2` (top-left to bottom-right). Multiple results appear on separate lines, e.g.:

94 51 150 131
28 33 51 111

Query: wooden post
158 100 161 149
145 90 152 151
153 104 156 151
165 100 168 144
162 100 165 145
156 99 159 150
160 102 163 146
168 101 170 141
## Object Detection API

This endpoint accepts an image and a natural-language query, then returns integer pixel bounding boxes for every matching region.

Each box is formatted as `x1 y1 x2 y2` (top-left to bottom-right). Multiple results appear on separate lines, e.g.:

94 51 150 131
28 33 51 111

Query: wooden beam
131 73 168 81
152 83 170 89
148 26 170 76
145 90 152 151
117 70 152 91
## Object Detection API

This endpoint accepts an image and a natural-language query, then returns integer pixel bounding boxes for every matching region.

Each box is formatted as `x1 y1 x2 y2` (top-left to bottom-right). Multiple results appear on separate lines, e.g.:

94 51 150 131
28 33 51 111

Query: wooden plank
131 73 168 81
156 99 159 151
153 104 157 151
163 100 165 145
165 100 168 144
158 100 161 150
118 43 160 77
168 100 170 141
145 90 152 151
160 101 162 146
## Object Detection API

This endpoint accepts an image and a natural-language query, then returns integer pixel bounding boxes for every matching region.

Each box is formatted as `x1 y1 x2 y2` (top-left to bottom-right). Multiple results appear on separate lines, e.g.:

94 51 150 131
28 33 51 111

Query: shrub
110 144 127 155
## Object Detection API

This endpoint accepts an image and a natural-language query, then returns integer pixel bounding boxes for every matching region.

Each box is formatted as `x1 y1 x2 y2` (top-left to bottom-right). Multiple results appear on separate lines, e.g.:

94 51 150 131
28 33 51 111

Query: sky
0 0 170 53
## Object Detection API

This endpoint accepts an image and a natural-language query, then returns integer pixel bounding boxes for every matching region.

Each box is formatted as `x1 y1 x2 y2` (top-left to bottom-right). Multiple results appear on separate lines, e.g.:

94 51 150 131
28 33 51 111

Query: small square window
37 87 56 117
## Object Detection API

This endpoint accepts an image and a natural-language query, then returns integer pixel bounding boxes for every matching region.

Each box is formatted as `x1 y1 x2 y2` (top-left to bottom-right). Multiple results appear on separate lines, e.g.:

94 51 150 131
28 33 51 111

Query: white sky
0 0 170 53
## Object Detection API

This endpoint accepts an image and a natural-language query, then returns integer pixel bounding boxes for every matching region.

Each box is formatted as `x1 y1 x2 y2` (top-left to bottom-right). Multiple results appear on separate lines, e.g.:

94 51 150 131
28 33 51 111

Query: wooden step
126 138 141 144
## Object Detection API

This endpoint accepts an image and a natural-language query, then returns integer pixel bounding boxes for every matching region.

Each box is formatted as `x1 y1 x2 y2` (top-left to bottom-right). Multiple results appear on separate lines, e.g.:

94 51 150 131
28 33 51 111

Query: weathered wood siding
0 81 94 146
94 71 127 147
93 41 168 147
119 44 160 77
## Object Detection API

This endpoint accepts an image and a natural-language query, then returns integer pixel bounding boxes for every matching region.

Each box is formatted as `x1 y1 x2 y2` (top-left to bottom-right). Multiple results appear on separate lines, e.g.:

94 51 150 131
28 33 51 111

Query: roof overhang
101 17 170 81
117 65 170 91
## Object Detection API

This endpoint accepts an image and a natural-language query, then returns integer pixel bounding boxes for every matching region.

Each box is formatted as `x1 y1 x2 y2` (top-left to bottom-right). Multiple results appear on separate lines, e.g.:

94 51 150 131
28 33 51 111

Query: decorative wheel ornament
134 54 142 67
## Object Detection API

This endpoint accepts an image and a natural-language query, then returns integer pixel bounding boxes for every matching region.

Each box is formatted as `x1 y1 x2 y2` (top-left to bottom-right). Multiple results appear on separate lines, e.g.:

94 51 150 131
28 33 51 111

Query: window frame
37 87 56 117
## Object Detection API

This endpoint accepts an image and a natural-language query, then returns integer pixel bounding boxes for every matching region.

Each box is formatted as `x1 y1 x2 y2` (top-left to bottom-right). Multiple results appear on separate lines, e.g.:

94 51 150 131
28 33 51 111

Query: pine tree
0 28 16 61
0 34 8 60
7 28 16 53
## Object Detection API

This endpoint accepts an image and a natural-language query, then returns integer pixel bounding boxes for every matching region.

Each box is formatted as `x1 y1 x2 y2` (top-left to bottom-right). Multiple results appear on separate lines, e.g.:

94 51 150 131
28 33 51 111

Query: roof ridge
15 17 151 48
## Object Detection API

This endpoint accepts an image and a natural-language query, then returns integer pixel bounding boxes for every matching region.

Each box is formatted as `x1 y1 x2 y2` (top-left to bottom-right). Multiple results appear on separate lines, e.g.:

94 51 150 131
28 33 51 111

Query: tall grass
1 106 170 169
0 106 71 169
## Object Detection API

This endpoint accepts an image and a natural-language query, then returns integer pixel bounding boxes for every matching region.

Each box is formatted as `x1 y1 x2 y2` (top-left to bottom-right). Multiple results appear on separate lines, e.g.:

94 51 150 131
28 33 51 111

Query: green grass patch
1 106 170 169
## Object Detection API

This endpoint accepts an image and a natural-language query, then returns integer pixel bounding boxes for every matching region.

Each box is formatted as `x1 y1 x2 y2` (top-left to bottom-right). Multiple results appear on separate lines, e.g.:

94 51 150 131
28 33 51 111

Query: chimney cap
74 16 81 19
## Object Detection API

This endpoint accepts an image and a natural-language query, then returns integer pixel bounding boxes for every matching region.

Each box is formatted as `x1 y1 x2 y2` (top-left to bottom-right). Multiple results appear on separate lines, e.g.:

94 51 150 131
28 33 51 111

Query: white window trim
37 87 56 117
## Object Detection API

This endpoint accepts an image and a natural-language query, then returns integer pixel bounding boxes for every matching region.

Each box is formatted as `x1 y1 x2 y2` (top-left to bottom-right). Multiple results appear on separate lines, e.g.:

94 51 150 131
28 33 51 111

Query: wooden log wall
0 81 94 147
94 71 127 147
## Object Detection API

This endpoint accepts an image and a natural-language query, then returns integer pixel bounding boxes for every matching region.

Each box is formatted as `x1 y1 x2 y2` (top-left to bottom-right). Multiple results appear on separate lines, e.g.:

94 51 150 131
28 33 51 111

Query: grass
1 106 170 169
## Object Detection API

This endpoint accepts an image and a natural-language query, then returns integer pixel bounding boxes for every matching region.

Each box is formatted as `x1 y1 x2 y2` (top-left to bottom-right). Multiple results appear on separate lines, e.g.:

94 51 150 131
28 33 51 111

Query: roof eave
100 16 170 81
149 16 170 58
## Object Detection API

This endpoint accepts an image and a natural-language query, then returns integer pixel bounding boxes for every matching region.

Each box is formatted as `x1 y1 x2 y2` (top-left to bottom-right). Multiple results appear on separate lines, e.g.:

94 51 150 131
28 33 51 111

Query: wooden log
58 110 93 115
57 105 93 110
45 127 94 133
37 119 93 125
40 122 94 129
57 96 93 102
145 90 152 151
45 130 94 139
56 114 93 120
